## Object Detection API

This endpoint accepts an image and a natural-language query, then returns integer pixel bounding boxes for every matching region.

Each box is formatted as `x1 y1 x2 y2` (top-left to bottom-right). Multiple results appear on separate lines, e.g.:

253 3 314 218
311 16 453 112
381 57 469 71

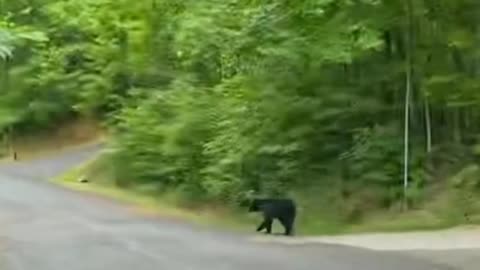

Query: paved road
0 147 456 270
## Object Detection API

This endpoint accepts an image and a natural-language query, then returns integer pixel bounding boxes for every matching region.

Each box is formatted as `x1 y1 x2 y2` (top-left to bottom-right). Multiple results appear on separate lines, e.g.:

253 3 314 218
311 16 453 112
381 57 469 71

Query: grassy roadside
51 153 480 236
52 155 355 235
52 156 261 234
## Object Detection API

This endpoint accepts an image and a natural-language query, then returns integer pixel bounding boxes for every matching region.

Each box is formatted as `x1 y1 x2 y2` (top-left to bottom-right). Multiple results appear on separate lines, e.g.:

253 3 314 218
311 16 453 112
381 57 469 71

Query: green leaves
2 0 480 214
100 0 412 203
0 19 47 59
0 20 16 59
0 30 14 59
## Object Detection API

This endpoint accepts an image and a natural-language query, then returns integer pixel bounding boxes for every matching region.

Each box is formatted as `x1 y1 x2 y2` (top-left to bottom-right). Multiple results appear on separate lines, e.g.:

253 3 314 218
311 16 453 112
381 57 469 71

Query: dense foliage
1 1 480 220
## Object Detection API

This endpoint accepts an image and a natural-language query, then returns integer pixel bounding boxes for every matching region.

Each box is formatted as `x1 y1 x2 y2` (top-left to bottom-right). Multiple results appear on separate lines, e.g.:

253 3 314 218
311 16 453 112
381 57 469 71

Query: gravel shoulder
251 226 480 251
252 225 480 270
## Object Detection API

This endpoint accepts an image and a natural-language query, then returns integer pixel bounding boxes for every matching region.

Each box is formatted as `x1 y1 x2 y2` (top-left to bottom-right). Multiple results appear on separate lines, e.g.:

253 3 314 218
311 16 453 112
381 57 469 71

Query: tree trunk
424 97 432 153
453 108 461 144
403 0 414 211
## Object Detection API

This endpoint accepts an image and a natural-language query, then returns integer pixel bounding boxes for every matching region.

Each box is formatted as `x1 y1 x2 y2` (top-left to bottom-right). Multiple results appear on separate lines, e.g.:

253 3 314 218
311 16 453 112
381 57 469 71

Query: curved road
0 146 454 269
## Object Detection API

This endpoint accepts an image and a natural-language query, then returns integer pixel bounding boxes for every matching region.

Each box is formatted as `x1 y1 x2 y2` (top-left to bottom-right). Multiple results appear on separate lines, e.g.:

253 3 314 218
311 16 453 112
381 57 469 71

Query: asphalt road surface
0 146 461 270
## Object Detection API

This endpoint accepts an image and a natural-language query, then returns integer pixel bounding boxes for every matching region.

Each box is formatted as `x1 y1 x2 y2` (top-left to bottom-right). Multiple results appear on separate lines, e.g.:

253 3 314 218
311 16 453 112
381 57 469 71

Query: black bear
248 198 296 236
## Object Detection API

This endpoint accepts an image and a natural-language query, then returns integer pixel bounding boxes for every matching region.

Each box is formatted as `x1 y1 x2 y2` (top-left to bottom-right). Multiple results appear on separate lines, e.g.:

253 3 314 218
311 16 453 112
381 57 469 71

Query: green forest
1 0 480 233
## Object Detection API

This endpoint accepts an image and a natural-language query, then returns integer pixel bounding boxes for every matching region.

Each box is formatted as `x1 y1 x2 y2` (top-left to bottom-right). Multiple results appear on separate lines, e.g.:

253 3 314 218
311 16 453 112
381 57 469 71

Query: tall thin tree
403 0 414 210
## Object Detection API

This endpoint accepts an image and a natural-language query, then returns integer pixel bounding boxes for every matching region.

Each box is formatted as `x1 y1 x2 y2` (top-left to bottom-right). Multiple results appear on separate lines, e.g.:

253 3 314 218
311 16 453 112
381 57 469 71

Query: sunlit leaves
0 22 47 59
0 29 14 59
2 0 480 210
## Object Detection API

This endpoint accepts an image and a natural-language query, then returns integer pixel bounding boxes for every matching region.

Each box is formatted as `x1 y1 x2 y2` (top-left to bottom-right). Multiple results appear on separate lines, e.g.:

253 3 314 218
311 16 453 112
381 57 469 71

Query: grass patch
345 190 480 234
52 156 260 233
52 154 480 236
346 210 456 234
53 155 352 235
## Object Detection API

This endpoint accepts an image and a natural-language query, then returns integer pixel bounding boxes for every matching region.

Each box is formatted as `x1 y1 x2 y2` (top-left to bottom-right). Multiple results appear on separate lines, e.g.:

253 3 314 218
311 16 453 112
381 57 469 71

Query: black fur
248 198 296 236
